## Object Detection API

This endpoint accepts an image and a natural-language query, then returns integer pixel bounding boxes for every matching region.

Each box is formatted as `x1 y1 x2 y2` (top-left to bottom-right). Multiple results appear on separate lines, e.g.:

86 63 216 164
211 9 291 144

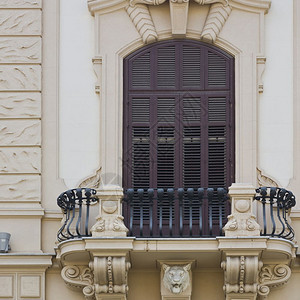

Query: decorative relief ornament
61 265 94 292
127 0 232 42
222 256 263 296
258 264 291 299
162 264 191 294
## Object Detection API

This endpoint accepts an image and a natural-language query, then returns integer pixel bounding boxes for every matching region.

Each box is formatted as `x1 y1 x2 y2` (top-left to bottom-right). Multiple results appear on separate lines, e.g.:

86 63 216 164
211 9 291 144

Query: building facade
0 0 300 299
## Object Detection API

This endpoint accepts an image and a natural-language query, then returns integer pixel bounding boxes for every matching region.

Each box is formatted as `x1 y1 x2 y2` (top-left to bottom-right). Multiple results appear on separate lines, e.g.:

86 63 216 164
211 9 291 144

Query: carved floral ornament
126 0 232 43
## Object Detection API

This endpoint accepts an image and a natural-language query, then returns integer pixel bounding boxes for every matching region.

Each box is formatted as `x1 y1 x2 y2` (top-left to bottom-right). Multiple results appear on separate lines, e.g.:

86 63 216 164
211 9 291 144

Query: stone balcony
55 184 297 300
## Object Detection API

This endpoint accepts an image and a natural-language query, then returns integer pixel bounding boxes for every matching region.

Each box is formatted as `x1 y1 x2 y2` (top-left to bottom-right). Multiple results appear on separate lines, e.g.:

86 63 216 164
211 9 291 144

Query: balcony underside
56 236 296 269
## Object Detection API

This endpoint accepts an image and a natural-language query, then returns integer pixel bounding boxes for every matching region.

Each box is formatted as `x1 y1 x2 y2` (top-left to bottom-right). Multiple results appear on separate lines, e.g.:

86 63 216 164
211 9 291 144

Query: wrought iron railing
57 188 98 242
123 187 230 238
255 187 296 240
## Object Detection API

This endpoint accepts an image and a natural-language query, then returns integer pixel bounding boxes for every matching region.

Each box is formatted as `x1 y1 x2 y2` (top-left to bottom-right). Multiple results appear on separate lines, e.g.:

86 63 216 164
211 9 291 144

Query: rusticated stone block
0 175 40 201
0 66 41 91
0 37 41 63
0 147 40 173
0 0 41 8
0 93 41 118
0 120 41 145
0 10 41 35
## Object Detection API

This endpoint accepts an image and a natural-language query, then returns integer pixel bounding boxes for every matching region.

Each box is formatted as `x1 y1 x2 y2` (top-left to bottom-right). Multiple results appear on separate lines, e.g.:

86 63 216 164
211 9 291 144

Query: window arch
123 40 235 191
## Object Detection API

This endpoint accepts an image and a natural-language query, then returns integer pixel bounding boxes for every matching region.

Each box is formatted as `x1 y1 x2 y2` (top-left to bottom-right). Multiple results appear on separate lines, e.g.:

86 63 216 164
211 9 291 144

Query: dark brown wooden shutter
124 40 235 230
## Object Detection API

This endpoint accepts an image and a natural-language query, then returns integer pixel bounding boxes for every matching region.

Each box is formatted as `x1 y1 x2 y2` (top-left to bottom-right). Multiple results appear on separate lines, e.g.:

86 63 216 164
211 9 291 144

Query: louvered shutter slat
208 51 227 87
182 45 201 87
131 52 151 88
157 46 176 88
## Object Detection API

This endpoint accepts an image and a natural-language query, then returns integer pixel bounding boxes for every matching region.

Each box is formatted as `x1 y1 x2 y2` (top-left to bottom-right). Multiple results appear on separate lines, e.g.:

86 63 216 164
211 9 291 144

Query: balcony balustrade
57 188 98 241
123 187 229 238
56 186 296 241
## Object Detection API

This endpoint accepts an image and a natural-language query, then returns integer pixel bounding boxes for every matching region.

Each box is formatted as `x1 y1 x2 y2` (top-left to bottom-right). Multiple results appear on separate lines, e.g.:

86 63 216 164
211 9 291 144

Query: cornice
87 0 127 15
230 0 271 12
87 0 271 15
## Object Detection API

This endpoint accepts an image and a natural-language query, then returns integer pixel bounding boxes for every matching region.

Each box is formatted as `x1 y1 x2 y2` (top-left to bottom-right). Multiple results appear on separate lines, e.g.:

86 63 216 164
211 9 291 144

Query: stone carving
162 264 191 294
0 37 41 63
92 256 131 295
129 0 167 6
126 4 158 44
0 148 40 173
78 167 101 188
223 184 261 237
0 66 41 90
91 186 129 237
128 0 231 41
201 3 232 42
92 56 102 94
0 93 40 118
61 266 94 292
257 57 266 93
61 257 131 299
257 167 279 188
0 10 41 35
258 264 291 299
0 120 40 145
0 175 40 201
0 0 41 8
194 0 228 4
222 256 263 295
91 215 128 234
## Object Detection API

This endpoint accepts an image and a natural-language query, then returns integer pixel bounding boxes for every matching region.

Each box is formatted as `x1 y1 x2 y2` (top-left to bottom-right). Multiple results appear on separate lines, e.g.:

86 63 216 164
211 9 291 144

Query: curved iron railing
57 188 98 242
123 187 229 238
255 187 296 240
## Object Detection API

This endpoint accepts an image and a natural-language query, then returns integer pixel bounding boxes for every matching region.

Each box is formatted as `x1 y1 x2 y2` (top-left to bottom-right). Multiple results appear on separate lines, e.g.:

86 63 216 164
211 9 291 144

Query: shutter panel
157 46 176 88
132 97 150 123
183 126 201 187
208 51 227 87
131 51 151 89
208 97 226 122
182 45 202 87
132 127 150 189
158 97 175 123
183 97 201 123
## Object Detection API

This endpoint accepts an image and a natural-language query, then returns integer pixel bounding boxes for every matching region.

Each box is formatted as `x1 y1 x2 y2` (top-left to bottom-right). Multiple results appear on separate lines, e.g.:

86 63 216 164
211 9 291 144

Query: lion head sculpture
162 264 191 294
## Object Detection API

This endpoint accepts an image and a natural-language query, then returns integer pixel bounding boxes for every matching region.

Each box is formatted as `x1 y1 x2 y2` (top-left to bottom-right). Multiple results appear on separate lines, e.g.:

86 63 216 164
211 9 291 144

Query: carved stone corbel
92 57 102 94
258 264 291 299
91 186 128 237
222 256 263 300
257 57 266 93
223 184 261 237
61 256 131 300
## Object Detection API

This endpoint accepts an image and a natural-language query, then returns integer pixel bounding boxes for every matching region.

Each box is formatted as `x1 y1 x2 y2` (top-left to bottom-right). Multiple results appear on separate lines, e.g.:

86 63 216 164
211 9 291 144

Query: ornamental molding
61 256 131 300
256 167 279 188
78 167 102 189
258 264 291 299
88 0 271 43
223 184 261 237
222 256 263 295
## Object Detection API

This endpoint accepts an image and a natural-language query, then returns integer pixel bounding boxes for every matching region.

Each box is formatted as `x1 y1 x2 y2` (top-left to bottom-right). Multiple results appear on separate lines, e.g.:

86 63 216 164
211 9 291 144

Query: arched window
123 40 234 189
123 40 235 236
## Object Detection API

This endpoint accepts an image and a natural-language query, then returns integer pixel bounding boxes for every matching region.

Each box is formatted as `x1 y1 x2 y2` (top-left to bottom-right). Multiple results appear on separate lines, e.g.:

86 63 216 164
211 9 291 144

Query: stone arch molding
126 0 232 43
